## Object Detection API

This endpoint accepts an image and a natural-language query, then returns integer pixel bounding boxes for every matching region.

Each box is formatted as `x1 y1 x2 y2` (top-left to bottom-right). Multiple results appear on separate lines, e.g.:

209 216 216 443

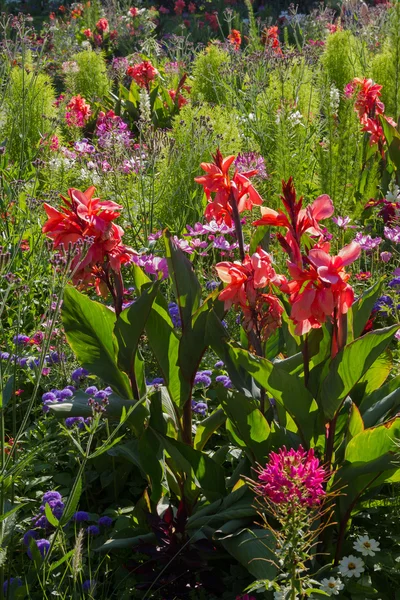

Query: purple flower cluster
194 370 212 387
147 377 164 387
234 152 268 179
3 578 22 593
71 367 90 382
354 232 382 251
373 295 394 312
95 111 132 151
192 400 207 416
168 302 182 328
131 254 168 279
32 490 64 529
42 387 75 412
384 226 400 243
27 538 50 560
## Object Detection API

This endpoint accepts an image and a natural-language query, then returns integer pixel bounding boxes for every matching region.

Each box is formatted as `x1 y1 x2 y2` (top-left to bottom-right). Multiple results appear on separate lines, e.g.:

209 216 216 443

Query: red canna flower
253 178 333 264
168 89 188 108
83 28 92 37
96 18 109 33
188 2 196 12
127 61 158 89
42 187 135 289
174 0 185 15
228 29 241 50
283 241 360 335
195 149 263 226
216 248 285 340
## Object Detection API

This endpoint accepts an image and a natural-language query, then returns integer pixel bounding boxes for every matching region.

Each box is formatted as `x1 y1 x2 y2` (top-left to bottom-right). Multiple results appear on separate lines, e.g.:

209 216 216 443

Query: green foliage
2 67 57 164
191 43 231 104
70 49 111 100
155 102 242 230
322 30 363 92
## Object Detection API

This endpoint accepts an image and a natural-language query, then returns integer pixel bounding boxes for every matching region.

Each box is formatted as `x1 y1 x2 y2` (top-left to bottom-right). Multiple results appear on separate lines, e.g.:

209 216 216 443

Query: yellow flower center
328 583 335 588
348 562 356 570
364 542 371 548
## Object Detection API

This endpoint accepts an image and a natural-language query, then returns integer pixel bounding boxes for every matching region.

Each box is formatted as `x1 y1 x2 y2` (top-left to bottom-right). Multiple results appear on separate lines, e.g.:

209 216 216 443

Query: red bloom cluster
188 2 196 13
253 178 334 265
283 241 360 335
257 446 326 507
263 26 282 55
42 187 134 291
195 149 263 226
96 18 109 33
129 7 138 17
65 95 91 128
228 29 241 50
174 0 185 15
216 248 285 340
345 77 396 154
168 89 188 108
127 60 158 89
83 28 92 37
205 11 219 31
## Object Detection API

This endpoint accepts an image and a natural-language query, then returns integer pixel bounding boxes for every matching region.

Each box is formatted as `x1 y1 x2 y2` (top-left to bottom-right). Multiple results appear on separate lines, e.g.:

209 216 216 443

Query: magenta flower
257 446 326 507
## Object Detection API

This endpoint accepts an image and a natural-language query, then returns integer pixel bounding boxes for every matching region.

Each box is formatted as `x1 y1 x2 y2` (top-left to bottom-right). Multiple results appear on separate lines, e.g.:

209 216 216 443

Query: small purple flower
18 357 29 367
214 360 224 368
98 515 113 527
192 400 207 416
389 277 400 289
373 295 394 312
0 352 10 360
215 375 232 388
354 232 382 251
59 388 74 399
194 371 212 387
3 578 22 593
65 417 85 428
85 386 98 395
13 334 30 345
332 216 354 229
27 538 50 559
23 529 38 546
104 387 113 396
384 226 400 243
184 222 209 236
234 152 268 179
71 367 89 382
73 511 89 522
83 580 96 592
173 236 194 254
206 280 219 291
42 392 57 402
395 330 400 341
148 230 163 242
42 491 62 504
168 302 182 328
86 525 100 536
147 377 164 387
380 251 392 262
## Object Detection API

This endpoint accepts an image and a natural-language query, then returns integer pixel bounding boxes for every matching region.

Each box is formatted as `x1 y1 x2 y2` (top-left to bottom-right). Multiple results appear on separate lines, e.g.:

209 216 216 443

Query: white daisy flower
338 554 365 578
320 577 345 596
353 534 380 556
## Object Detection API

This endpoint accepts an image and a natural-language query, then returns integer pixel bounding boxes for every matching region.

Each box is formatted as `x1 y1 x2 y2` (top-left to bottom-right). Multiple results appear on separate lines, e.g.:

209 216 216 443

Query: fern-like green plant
69 49 110 101
2 67 57 164
321 30 363 92
191 44 231 105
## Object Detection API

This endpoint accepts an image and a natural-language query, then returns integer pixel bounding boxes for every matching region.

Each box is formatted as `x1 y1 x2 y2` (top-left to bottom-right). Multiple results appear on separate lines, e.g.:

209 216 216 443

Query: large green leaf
187 486 256 530
114 281 159 399
219 390 271 463
133 266 190 409
194 408 226 451
218 527 277 580
359 374 400 427
351 350 392 405
62 286 131 398
345 417 400 464
164 231 201 332
351 279 383 339
320 326 399 420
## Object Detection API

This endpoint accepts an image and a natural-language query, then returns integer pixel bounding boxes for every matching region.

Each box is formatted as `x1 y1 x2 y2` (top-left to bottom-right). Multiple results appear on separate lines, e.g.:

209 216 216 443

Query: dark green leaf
351 279 383 339
194 409 226 451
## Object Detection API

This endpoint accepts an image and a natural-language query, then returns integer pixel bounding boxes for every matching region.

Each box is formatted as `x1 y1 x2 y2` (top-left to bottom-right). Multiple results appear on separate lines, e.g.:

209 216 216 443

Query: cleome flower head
257 445 326 507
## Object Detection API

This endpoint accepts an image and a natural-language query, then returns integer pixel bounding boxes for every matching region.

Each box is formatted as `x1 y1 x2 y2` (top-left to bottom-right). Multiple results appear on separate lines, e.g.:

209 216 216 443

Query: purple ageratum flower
373 295 394 312
214 360 224 368
83 580 96 592
384 226 400 243
98 515 113 527
72 367 89 382
65 416 85 428
234 152 268 179
389 277 400 289
3 578 22 593
147 377 164 387
148 230 163 242
94 390 108 400
23 529 38 546
73 511 89 522
58 388 74 399
215 375 232 388
42 491 62 504
206 280 219 291
27 538 50 559
42 392 57 402
86 525 100 536
13 334 30 345
0 352 10 360
354 232 382 251
85 386 98 395
192 400 207 416
194 371 212 387
168 302 182 328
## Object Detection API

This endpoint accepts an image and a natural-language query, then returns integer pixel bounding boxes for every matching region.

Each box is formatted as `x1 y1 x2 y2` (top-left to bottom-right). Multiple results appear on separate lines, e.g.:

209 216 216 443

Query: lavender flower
65 417 85 428
354 232 382 251
98 516 113 527
13 334 30 345
23 529 38 546
384 226 400 243
234 152 268 179
27 538 50 559
73 511 89 522
194 371 212 387
215 375 232 388
168 302 182 328
332 216 353 229
214 360 224 368
191 400 207 416
86 525 100 536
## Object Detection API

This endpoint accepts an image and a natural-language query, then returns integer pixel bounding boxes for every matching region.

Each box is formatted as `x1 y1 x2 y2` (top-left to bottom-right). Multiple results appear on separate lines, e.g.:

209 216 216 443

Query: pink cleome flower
257 446 326 507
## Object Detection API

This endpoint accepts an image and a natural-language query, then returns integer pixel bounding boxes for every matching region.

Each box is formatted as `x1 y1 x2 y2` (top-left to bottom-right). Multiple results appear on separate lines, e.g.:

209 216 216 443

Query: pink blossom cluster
257 446 326 507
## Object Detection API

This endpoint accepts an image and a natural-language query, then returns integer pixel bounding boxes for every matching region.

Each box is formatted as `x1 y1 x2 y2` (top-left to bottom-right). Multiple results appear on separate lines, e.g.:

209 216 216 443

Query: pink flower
174 0 185 15
257 446 326 507
96 18 109 33
380 251 392 262
127 61 158 88
129 7 138 17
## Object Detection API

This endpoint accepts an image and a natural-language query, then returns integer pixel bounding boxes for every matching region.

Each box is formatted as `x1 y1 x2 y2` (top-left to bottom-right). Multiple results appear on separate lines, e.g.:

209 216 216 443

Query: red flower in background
283 241 360 335
42 187 135 290
228 29 241 50
168 89 188 108
263 26 282 55
253 178 333 265
129 7 138 17
205 11 219 31
127 60 158 89
96 18 109 33
174 0 185 15
195 149 263 226
83 28 92 37
65 95 91 127
188 2 196 13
